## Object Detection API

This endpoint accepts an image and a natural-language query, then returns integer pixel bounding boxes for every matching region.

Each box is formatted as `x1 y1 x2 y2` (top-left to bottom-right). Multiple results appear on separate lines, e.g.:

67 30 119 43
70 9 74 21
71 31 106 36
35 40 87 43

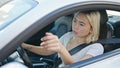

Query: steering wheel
17 45 60 68
17 46 33 68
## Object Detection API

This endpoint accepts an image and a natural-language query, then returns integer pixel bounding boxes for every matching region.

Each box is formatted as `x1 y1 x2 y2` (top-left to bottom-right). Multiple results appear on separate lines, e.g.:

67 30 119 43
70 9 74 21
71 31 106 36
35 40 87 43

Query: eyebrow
75 17 84 24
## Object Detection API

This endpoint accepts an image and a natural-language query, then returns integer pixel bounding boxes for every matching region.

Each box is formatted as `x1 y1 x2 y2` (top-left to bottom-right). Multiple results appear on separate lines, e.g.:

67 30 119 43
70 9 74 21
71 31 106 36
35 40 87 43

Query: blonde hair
73 11 100 43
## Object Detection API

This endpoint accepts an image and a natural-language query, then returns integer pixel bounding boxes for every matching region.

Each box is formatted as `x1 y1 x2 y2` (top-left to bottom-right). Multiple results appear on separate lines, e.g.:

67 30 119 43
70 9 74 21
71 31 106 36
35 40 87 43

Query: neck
72 37 86 44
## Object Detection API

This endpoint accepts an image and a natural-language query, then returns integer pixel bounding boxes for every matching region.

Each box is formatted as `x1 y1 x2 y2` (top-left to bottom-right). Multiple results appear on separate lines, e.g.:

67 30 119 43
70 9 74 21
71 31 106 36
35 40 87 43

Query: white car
0 0 120 68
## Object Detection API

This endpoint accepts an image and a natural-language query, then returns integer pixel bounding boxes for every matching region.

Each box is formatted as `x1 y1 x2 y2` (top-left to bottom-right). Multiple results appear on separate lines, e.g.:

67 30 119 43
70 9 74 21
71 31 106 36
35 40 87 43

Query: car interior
1 9 120 68
22 10 120 68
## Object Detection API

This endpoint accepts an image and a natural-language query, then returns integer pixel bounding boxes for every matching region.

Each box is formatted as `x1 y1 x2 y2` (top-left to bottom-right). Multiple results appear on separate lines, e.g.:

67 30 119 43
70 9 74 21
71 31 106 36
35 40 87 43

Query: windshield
0 0 38 30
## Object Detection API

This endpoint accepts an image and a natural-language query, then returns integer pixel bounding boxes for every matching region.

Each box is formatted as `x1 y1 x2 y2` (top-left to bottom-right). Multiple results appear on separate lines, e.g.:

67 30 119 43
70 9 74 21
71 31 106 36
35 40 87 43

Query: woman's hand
40 32 64 53
21 43 28 49
21 43 32 50
40 32 75 64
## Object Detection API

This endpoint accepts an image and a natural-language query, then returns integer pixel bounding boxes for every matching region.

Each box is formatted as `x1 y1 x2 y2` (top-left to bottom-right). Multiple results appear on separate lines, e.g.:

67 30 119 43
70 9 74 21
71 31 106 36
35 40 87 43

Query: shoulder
89 43 103 49
86 43 104 56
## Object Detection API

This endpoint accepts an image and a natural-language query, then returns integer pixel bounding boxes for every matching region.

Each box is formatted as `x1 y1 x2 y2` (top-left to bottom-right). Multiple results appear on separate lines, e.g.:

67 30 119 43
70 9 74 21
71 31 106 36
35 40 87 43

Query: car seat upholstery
97 10 115 53
50 14 73 38
99 10 109 39
106 23 114 38
103 23 114 52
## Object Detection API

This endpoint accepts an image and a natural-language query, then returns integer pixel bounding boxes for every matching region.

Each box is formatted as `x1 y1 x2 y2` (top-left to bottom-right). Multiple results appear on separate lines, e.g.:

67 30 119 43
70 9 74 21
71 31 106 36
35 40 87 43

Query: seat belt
69 43 91 55
70 38 120 55
95 38 120 44
57 38 120 66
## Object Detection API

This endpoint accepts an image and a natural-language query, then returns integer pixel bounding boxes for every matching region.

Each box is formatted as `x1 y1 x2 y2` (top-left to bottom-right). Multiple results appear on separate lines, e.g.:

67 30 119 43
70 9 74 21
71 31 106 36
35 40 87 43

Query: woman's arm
80 54 93 61
80 43 104 61
40 32 75 65
22 43 55 55
59 45 75 65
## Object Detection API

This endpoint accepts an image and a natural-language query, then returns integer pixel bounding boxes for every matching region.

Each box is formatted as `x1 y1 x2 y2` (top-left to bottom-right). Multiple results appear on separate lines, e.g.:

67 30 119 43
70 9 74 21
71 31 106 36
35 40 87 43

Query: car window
0 0 38 30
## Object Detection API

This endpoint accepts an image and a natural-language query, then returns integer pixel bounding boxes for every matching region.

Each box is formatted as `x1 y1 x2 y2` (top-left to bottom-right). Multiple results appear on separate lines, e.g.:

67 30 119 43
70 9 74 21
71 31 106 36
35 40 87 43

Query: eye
79 22 84 26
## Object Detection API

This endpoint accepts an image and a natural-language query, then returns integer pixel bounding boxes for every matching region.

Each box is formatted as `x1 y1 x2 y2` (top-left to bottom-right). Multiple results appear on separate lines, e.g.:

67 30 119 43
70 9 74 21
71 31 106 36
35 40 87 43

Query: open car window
22 9 120 68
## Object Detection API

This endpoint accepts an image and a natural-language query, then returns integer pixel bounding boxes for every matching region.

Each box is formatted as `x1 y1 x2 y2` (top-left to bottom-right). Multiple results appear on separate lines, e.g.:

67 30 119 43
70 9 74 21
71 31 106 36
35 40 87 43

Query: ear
89 27 93 34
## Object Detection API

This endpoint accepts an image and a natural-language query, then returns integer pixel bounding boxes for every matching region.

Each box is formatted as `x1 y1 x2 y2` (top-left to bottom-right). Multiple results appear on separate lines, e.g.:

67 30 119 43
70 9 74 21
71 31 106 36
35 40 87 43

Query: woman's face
72 13 92 38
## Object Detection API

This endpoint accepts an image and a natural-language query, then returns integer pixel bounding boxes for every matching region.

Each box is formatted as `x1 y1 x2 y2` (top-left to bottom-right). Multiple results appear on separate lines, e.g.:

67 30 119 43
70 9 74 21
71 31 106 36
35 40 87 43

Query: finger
40 39 57 46
41 41 60 48
40 32 54 41
41 35 58 41
45 42 60 48
45 32 53 36
42 43 60 51
46 46 61 53
41 36 54 41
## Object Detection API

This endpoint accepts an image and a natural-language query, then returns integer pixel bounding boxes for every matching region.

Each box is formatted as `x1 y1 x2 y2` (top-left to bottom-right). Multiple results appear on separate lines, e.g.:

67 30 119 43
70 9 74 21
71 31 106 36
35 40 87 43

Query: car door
0 0 120 68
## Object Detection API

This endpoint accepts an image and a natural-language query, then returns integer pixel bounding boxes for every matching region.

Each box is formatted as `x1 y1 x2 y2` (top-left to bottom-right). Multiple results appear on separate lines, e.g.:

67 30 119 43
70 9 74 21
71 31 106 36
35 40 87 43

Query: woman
22 10 104 65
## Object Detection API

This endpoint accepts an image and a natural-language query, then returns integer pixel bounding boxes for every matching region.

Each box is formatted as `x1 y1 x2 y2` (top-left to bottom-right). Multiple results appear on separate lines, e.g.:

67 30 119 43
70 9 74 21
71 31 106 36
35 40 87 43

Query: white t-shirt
59 32 104 62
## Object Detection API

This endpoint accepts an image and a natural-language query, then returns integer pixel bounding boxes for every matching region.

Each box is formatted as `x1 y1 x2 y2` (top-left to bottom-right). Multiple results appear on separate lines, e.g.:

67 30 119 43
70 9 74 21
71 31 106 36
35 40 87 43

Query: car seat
98 10 118 53
50 14 73 38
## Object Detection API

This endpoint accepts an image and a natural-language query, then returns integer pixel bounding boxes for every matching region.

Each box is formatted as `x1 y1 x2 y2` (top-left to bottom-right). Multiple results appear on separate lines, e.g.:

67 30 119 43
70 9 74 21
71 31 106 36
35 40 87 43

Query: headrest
99 10 108 39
